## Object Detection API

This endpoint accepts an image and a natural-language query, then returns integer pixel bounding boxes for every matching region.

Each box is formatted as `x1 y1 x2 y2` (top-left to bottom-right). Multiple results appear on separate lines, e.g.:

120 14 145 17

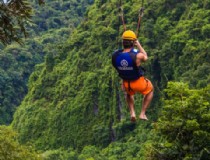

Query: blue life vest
112 48 144 81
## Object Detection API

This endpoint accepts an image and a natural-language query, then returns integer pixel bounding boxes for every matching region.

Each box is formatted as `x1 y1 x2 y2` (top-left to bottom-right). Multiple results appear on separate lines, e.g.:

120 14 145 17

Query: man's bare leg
126 94 136 122
139 90 153 120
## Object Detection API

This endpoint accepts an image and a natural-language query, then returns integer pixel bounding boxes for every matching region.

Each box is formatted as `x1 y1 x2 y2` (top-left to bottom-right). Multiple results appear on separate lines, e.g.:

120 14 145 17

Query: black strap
129 50 146 75
128 81 133 92
128 50 141 73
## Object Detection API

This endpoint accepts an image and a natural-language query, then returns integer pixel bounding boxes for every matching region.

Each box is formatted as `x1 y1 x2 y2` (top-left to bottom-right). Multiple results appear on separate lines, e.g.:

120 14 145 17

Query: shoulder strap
129 49 146 75
128 49 137 67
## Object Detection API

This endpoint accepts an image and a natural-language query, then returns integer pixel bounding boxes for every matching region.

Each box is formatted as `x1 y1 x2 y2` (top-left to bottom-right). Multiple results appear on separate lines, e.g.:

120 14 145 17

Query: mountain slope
12 0 210 158
0 0 92 124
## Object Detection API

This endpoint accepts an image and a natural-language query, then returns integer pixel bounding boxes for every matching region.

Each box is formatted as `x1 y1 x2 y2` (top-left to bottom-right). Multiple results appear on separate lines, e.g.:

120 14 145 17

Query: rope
118 0 145 38
118 0 124 49
136 0 145 38
119 0 126 31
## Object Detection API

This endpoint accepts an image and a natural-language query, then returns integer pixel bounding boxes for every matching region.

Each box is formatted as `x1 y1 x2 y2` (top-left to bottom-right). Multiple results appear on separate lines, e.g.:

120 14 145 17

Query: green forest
0 0 210 159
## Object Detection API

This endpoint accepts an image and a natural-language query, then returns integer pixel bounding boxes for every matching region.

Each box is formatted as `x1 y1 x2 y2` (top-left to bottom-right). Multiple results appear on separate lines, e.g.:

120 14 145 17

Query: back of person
112 48 144 81
112 30 154 122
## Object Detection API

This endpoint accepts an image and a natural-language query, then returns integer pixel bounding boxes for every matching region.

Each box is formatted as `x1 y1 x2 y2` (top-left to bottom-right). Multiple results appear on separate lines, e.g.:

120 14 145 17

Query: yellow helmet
122 30 137 40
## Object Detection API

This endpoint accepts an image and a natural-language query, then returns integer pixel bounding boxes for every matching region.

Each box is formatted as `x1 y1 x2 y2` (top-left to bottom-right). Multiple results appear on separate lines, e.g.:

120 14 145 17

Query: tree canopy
0 125 41 160
0 0 45 44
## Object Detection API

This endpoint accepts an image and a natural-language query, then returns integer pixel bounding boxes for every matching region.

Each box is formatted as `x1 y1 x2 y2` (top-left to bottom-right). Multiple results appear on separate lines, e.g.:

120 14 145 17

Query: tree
0 125 41 160
0 0 44 45
144 82 210 160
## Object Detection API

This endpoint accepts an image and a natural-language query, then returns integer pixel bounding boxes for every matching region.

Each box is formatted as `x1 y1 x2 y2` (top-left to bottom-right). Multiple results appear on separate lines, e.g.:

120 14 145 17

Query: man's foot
130 111 136 122
139 114 148 120
130 116 136 122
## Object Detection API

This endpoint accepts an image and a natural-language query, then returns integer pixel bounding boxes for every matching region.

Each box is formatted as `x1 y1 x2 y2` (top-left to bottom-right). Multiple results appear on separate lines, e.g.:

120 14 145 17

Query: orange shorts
123 77 153 95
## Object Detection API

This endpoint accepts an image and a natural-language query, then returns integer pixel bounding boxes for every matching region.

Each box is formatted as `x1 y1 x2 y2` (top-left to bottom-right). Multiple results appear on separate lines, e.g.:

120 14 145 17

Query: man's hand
135 40 148 62
134 40 141 47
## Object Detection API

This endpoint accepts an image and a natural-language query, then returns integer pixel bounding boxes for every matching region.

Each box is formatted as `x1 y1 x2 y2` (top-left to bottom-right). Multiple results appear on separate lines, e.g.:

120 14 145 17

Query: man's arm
135 40 148 62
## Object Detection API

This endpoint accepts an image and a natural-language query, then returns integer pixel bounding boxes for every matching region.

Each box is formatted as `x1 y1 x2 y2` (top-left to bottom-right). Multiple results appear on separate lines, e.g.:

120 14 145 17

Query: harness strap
128 81 134 92
119 0 126 31
136 0 145 38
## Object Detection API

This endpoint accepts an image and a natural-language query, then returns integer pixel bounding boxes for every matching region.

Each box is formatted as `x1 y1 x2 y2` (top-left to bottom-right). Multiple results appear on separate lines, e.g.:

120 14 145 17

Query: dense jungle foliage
1 0 210 159
0 0 92 124
0 125 41 160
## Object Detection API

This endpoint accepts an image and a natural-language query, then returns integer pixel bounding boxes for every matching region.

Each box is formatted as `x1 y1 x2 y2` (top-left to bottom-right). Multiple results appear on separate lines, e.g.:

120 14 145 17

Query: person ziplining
112 0 153 122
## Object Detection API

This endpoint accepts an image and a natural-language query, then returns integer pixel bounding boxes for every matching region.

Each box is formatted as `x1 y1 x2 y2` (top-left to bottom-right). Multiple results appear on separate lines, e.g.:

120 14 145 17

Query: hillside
11 0 210 159
0 0 92 124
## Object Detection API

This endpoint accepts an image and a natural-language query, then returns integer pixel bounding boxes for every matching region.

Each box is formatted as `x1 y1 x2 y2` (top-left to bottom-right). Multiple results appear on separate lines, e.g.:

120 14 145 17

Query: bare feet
139 114 148 120
130 112 136 122
130 116 136 122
